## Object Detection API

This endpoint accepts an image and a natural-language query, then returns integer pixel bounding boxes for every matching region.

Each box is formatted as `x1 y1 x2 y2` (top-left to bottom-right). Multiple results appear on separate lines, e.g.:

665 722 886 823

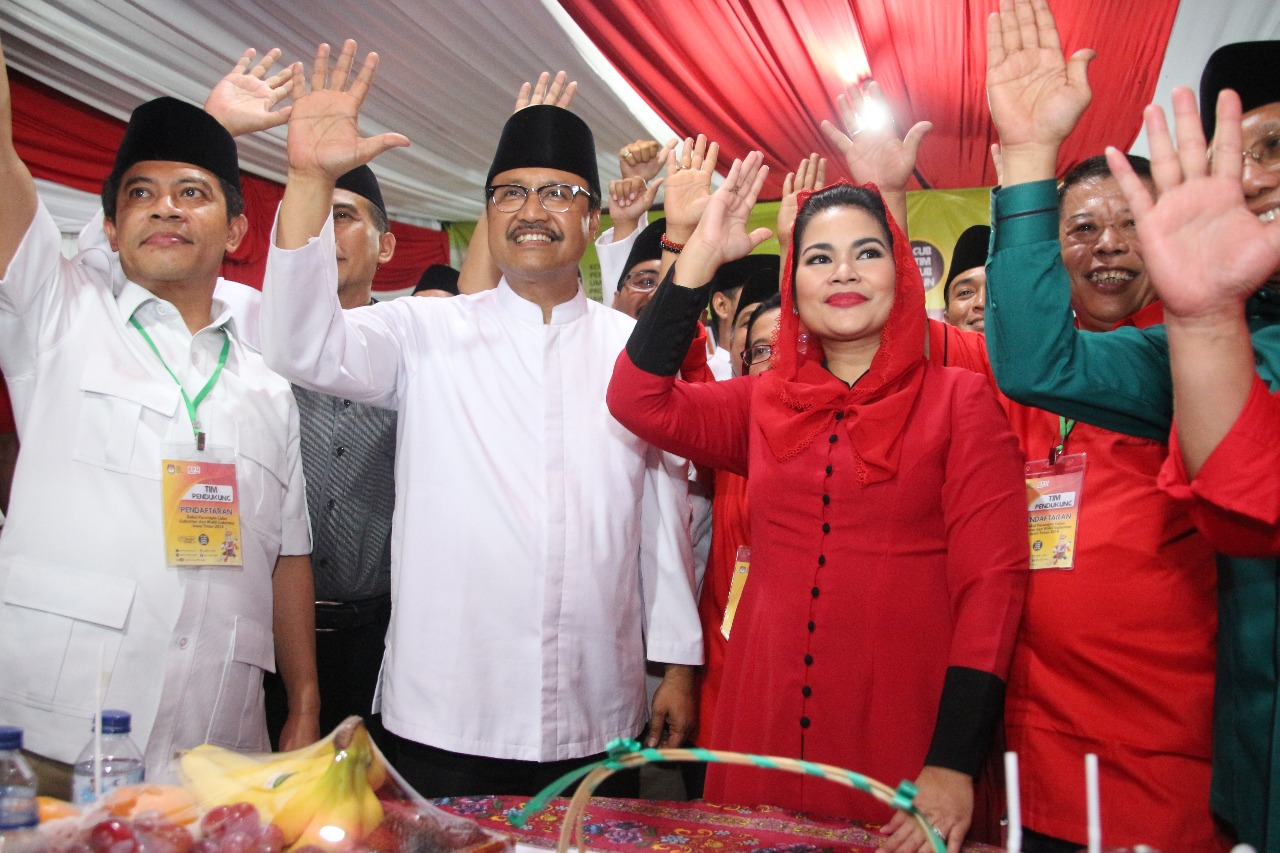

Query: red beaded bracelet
660 234 685 254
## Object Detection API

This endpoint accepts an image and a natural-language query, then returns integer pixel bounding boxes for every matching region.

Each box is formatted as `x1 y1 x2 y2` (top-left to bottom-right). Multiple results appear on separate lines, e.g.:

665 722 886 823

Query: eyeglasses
621 270 660 293
1243 131 1280 172
740 343 774 367
486 183 593 213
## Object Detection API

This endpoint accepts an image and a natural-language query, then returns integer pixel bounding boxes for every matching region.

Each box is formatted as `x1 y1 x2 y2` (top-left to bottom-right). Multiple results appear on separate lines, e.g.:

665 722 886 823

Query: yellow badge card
721 546 751 640
1025 453 1086 571
162 458 243 567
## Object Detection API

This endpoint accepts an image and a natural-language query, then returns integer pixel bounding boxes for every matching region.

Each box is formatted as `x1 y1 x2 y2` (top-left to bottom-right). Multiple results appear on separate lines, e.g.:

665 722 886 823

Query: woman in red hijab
608 153 1027 853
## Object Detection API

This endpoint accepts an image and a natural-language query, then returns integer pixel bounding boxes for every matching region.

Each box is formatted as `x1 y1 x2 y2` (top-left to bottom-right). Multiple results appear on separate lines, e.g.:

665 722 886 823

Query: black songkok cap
413 264 460 296
1200 41 1280 140
710 254 780 296
944 225 991 297
335 165 386 215
110 97 239 190
732 267 781 327
486 105 600 200
619 218 666 288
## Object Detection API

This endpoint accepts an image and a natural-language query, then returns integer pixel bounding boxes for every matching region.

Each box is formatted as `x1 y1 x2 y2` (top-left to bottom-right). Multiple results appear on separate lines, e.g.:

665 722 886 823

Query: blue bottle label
0 784 37 830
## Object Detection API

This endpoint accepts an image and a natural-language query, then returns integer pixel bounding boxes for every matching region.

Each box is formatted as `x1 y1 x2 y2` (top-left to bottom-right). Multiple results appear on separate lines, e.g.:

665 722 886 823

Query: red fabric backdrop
558 0 1179 193
8 70 447 291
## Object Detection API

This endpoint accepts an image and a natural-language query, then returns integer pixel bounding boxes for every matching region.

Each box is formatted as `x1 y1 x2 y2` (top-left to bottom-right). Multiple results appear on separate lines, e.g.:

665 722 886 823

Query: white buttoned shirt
262 214 702 762
0 201 310 778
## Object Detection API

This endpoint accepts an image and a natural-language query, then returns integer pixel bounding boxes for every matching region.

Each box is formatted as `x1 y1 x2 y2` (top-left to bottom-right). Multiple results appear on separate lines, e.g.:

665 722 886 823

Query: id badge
721 546 751 640
1025 452 1086 571
161 443 244 568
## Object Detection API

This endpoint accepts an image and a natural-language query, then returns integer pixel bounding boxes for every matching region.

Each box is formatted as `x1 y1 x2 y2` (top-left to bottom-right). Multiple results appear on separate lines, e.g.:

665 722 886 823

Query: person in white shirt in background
596 139 671 308
260 42 701 798
0 36 317 795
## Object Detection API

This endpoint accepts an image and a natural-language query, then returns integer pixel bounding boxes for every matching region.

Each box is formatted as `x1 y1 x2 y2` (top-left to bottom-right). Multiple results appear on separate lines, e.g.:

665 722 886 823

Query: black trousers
388 733 642 799
266 594 391 752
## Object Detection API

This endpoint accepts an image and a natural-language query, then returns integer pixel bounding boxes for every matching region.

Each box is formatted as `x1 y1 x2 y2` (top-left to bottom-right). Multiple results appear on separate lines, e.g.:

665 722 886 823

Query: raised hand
284 40 410 180
203 47 300 136
820 81 930 193
620 138 674 182
1106 87 1280 318
608 174 664 238
673 151 773 289
986 0 1093 181
662 135 720 241
777 154 827 251
514 70 577 112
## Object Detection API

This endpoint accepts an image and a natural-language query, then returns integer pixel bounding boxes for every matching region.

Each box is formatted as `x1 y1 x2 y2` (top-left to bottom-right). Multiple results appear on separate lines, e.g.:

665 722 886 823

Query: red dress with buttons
612 357 1028 822
608 184 1028 823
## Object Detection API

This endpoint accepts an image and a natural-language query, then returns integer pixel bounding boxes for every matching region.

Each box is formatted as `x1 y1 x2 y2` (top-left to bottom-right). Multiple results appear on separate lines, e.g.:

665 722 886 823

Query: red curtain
557 0 1179 191
851 0 1180 188
557 0 866 198
8 70 447 291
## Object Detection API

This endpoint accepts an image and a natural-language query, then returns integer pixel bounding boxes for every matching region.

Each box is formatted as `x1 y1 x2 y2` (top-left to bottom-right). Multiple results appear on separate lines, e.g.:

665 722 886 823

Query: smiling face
486 167 599 290
793 205 897 347
944 267 986 332
331 188 395 304
102 160 246 294
1240 102 1280 286
1058 175 1155 331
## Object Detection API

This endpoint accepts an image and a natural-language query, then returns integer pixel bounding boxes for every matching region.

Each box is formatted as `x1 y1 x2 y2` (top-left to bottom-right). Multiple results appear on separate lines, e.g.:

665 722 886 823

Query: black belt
314 594 391 632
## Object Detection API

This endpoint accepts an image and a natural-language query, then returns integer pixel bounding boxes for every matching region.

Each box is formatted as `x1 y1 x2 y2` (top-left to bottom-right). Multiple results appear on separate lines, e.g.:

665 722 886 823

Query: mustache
507 223 562 241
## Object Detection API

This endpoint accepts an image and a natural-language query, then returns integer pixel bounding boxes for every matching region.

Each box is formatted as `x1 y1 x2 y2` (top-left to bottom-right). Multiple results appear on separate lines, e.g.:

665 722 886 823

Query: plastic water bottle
0 726 44 853
70 710 144 806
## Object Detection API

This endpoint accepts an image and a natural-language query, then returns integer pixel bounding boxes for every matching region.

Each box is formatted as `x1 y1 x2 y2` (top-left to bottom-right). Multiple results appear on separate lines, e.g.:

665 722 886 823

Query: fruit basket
34 717 510 853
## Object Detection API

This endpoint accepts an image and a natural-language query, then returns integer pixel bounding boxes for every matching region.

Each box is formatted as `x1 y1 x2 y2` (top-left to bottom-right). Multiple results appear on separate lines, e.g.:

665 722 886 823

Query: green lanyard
1048 416 1076 465
129 316 230 450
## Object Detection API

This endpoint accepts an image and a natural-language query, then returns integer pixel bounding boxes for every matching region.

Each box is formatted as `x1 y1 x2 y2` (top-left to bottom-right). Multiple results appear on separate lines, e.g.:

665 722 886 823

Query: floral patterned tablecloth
433 796 1003 852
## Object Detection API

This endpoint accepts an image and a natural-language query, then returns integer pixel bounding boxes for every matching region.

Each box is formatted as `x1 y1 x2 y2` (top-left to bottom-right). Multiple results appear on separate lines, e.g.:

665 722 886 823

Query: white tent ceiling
0 0 676 227
3 0 1279 230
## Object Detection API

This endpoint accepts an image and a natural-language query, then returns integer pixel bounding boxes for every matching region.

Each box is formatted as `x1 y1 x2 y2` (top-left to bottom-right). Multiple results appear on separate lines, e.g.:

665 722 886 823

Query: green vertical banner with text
905 187 992 319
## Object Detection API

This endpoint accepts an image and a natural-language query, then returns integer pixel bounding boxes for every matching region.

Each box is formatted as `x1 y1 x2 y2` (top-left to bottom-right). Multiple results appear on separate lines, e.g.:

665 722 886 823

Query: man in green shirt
985 1 1280 845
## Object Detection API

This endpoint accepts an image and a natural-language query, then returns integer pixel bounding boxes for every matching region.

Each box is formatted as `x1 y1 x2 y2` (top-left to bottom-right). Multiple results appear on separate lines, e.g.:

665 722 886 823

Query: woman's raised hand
673 151 773 288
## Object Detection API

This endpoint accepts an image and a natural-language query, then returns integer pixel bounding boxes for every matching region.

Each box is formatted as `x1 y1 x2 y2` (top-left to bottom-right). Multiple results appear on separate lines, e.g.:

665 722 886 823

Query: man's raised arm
0 35 39 277
260 40 410 403
275 40 407 251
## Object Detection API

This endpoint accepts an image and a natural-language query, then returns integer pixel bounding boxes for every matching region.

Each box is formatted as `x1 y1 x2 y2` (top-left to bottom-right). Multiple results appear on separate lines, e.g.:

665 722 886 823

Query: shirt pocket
236 424 288 556
73 356 180 480
0 560 135 713
205 614 274 750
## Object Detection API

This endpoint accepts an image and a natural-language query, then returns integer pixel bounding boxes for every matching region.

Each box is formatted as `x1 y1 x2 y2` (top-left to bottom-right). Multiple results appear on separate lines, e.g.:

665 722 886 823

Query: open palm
203 48 297 136
285 40 408 179
986 0 1092 149
821 82 929 192
1108 88 1280 317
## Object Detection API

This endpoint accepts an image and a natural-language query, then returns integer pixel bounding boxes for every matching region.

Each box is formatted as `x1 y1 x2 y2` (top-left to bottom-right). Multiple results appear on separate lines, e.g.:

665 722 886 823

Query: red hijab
755 182 927 485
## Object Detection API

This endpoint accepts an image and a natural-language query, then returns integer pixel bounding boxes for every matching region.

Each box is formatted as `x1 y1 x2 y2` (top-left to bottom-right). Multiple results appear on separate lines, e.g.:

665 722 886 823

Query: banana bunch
180 735 336 819
180 717 388 849
271 732 381 845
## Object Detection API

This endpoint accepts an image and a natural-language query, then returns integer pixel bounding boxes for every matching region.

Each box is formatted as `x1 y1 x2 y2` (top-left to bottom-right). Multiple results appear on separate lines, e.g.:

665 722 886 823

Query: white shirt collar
495 277 588 326
114 278 240 342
